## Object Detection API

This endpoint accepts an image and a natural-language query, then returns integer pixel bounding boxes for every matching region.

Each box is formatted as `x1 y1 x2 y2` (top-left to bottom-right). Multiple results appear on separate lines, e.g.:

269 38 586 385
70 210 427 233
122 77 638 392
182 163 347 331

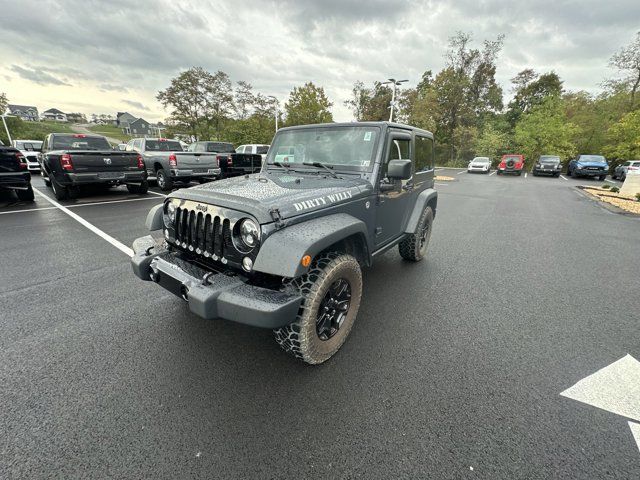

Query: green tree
0 92 8 115
474 122 511 162
609 31 640 106
507 70 563 126
344 81 393 121
603 110 640 159
234 81 255 120
284 82 333 126
514 96 579 165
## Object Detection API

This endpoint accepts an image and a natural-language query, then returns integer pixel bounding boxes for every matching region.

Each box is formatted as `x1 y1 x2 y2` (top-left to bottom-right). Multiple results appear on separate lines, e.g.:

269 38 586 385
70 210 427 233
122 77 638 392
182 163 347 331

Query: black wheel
620 174 626 182
599 175 606 181
50 176 69 200
156 169 173 191
16 185 35 202
533 171 538 176
399 205 434 262
570 169 578 178
198 178 211 184
274 253 362 364
497 170 502 175
127 180 149 194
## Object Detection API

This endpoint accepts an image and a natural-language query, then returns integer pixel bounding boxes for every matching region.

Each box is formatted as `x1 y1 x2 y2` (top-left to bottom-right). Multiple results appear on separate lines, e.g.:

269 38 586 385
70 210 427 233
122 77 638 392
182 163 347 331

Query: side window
134 139 143 151
237 145 246 153
415 135 434 172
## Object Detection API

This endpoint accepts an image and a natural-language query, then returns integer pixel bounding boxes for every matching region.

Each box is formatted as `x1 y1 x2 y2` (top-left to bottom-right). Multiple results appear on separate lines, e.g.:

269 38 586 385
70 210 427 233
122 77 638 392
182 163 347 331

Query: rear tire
16 186 35 202
399 206 434 262
127 180 149 194
156 169 173 191
51 176 69 200
274 253 362 364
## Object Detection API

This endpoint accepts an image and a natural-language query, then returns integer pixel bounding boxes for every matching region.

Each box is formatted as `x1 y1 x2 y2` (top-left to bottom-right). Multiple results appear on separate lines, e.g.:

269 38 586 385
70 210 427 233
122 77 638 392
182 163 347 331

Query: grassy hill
0 118 75 144
86 124 132 142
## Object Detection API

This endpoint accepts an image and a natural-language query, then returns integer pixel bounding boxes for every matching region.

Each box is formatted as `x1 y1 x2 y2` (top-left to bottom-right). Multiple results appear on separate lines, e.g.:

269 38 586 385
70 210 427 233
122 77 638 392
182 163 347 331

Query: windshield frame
265 125 382 173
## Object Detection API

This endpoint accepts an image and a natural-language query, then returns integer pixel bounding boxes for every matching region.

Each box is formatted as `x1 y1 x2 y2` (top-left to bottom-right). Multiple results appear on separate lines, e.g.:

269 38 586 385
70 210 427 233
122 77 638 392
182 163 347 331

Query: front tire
51 176 69 200
274 253 362 365
399 205 434 262
127 180 149 194
156 169 173 191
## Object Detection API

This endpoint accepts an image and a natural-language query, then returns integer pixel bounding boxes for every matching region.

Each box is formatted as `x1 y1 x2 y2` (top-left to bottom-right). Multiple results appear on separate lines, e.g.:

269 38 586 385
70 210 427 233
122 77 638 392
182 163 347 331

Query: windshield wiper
269 161 293 173
303 162 339 179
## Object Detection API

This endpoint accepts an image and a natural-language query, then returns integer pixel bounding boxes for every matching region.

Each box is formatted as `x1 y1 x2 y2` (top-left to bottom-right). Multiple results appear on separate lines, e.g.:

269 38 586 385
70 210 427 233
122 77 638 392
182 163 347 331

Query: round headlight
240 219 260 248
167 202 176 223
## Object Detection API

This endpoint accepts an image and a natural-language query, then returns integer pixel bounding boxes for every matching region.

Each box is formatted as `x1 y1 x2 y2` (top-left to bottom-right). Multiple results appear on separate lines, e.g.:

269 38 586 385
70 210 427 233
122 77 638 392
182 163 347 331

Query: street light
1 114 16 144
381 78 408 122
267 96 279 132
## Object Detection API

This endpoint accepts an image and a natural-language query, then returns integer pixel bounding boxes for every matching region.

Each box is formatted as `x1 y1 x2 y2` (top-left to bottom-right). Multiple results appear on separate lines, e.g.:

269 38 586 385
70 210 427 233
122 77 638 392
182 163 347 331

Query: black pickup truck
39 133 148 200
0 140 34 201
188 141 262 178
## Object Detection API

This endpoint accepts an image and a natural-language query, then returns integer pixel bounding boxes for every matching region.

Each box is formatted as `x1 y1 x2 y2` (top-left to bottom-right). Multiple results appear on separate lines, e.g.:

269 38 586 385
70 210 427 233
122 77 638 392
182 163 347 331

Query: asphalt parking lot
1 171 639 479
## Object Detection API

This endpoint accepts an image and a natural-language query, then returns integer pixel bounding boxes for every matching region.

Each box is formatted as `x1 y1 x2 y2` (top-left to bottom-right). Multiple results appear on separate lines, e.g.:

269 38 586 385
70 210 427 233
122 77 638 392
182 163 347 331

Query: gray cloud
1 0 638 120
122 99 150 111
9 65 71 86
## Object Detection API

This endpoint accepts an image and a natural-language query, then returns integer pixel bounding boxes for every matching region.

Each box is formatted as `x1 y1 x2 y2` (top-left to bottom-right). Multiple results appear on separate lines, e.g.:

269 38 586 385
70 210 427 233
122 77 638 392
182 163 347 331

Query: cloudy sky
1 0 638 122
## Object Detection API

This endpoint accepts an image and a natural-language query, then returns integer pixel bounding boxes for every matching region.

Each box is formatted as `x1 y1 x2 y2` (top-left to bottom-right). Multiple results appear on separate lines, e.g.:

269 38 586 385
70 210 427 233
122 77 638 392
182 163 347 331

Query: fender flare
404 188 437 234
253 213 370 278
146 204 164 231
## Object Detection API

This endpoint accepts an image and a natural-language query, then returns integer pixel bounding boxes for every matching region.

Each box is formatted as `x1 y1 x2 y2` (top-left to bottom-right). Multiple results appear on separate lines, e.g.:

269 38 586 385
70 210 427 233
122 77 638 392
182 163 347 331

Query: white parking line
33 189 133 257
147 190 167 197
489 171 496 176
524 173 528 179
0 195 162 215
0 206 58 215
457 171 466 175
560 175 568 181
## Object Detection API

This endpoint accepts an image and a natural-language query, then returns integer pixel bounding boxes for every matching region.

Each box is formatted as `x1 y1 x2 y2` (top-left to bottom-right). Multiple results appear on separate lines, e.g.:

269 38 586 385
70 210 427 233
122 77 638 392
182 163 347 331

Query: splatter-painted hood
168 171 373 223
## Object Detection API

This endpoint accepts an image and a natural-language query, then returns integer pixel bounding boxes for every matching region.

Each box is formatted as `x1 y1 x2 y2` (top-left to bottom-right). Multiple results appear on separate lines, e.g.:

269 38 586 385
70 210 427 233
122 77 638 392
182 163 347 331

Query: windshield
539 156 560 163
206 142 235 153
472 157 489 162
52 135 111 150
15 141 43 150
145 140 183 151
266 126 380 171
578 155 606 163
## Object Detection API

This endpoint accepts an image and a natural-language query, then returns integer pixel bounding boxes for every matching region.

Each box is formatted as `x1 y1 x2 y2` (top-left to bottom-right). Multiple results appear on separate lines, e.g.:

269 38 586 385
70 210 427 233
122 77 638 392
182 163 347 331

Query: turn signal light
301 255 311 267
61 153 73 171
169 153 177 167
137 155 144 169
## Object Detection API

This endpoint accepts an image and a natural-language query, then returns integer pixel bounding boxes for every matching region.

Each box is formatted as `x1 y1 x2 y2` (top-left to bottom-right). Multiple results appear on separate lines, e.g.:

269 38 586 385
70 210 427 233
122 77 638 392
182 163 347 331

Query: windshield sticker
364 131 372 142
293 190 354 212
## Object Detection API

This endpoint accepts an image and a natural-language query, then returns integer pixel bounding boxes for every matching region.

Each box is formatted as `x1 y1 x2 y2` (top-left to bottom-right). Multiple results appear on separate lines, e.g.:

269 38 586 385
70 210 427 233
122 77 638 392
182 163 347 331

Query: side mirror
387 159 412 180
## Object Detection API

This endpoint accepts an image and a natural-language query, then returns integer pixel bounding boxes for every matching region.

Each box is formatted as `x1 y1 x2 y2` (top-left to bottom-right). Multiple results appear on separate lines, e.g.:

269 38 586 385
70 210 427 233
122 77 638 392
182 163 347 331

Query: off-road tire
156 169 173 191
274 253 362 365
599 175 606 181
127 180 149 194
51 176 69 200
399 205 434 262
16 186 35 202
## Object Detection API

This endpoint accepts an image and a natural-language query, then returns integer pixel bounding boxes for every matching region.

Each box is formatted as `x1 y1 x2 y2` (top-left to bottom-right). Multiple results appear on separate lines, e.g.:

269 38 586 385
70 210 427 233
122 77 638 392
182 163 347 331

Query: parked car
612 160 640 181
39 133 147 200
237 144 270 161
127 138 219 191
497 154 525 175
467 156 491 173
130 121 438 364
532 155 562 177
0 141 34 201
116 143 127 151
12 139 43 172
567 155 609 180
188 141 262 179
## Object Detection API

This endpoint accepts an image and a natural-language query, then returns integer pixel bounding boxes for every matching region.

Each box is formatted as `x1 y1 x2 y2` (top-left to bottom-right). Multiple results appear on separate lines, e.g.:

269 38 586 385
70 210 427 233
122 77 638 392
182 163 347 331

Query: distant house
7 104 39 121
42 108 67 122
127 117 153 137
116 111 137 128
66 112 87 123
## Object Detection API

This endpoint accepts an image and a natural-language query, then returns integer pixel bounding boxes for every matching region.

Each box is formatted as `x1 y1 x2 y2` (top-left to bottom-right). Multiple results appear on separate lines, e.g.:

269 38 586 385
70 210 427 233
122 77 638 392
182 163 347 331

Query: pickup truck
187 141 262 179
567 155 609 180
236 144 270 161
12 139 43 172
0 140 34 201
39 133 148 200
127 138 219 191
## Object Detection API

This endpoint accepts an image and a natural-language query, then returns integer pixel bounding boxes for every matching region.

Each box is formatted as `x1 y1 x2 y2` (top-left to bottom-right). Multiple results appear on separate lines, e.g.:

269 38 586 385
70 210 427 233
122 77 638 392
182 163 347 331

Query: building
42 108 67 122
126 117 153 137
66 112 87 123
7 104 39 121
116 111 137 128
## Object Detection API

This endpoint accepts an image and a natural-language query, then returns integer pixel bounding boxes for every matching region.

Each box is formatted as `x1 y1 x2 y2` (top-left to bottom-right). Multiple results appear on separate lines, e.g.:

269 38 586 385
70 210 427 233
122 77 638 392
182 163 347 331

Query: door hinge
270 208 284 229
375 227 383 236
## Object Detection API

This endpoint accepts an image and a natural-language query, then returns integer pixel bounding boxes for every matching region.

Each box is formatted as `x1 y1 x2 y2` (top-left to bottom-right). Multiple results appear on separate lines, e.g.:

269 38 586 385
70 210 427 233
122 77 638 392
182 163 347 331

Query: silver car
612 160 640 181
467 156 492 174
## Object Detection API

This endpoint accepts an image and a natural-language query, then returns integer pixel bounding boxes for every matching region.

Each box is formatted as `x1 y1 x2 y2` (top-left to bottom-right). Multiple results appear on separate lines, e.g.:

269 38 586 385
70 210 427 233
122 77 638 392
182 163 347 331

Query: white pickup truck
126 138 220 191
236 144 269 161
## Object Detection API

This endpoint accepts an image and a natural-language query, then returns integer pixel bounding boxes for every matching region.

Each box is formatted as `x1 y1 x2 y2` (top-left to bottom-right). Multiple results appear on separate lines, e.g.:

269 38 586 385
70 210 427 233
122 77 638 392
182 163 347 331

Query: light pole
382 78 408 122
267 96 279 132
1 114 15 144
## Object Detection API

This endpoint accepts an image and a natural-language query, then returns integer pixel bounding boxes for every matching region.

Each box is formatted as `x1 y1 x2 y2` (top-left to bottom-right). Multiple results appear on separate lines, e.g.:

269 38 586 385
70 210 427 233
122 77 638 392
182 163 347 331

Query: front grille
174 207 233 259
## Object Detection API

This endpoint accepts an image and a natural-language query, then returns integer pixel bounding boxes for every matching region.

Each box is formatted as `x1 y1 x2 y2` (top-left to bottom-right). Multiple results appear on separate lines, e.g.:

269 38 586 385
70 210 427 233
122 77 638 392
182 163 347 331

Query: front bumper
171 168 221 178
131 238 302 328
64 171 147 185
498 168 522 174
533 167 561 175
468 166 489 172
575 168 607 177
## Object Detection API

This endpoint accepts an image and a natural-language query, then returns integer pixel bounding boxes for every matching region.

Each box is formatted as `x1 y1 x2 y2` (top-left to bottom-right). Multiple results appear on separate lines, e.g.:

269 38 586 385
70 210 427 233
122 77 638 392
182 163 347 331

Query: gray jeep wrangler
131 122 438 364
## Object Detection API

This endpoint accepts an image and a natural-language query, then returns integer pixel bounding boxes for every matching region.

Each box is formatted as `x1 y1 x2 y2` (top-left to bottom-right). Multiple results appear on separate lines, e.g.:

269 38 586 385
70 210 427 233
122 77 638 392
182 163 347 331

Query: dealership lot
1 172 639 478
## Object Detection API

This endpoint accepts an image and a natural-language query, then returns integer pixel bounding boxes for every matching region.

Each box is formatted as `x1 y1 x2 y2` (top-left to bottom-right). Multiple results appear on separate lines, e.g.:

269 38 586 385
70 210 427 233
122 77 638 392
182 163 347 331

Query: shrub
602 184 611 189
636 192 640 202
610 186 620 193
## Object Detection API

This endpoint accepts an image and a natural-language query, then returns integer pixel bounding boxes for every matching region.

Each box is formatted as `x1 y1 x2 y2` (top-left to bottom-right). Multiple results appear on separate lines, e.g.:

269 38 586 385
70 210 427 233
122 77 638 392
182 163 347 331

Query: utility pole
268 96 279 132
382 78 408 122
1 114 15 144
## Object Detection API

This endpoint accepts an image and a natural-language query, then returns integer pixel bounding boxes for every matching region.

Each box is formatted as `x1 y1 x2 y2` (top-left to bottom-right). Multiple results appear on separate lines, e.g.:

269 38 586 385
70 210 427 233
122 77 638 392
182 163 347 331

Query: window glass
415 135 433 172
206 142 235 153
51 135 110 150
256 146 268 155
144 140 182 151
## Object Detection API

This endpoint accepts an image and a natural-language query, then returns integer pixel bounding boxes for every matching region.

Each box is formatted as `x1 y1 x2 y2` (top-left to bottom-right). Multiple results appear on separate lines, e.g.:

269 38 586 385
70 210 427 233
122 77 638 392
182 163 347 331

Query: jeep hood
168 172 373 223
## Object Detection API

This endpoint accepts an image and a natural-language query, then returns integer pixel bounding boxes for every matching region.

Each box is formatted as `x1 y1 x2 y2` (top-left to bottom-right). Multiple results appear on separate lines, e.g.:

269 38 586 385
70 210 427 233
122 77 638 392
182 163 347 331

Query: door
375 132 414 247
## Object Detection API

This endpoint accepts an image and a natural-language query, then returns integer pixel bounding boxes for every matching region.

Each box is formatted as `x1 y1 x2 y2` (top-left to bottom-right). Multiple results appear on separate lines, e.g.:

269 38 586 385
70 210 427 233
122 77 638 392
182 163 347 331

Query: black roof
278 121 433 137
44 108 65 114
8 104 38 112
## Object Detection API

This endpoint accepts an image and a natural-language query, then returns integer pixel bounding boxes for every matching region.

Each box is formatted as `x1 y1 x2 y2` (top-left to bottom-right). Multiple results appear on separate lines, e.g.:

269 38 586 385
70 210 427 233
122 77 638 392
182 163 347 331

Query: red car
497 154 525 176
